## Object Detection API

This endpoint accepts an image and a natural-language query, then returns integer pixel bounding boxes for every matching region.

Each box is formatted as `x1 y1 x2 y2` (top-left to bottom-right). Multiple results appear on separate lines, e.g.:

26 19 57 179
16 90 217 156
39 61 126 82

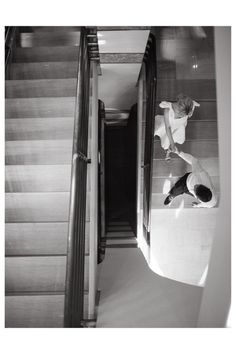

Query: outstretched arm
163 109 176 151
175 150 202 172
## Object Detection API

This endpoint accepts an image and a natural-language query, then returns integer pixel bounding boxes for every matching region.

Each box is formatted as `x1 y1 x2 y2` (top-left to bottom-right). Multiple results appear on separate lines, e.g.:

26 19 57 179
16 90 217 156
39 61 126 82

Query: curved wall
149 208 218 286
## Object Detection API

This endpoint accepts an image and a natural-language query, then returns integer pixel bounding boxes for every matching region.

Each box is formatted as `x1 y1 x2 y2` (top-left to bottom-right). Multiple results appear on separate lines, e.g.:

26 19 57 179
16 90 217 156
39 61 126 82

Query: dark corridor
105 104 137 234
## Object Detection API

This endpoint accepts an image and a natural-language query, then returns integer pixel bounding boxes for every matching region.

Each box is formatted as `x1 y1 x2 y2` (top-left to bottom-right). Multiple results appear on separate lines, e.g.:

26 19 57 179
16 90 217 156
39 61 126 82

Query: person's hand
170 144 179 154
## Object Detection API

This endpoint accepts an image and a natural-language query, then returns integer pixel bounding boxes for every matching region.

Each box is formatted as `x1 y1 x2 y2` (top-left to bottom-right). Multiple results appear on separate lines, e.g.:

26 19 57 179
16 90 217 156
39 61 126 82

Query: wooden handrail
98 100 106 264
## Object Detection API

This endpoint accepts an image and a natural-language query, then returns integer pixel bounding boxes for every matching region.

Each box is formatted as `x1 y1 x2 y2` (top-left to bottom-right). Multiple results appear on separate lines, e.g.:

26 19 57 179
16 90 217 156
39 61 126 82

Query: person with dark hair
154 94 200 160
164 149 217 208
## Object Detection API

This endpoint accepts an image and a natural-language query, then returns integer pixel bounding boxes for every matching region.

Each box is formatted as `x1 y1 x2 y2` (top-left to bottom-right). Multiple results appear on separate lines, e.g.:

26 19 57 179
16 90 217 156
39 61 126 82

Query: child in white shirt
154 94 200 160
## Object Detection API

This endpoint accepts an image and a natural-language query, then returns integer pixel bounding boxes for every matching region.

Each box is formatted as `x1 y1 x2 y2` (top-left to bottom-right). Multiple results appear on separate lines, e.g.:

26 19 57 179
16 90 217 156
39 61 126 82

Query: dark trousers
169 173 193 198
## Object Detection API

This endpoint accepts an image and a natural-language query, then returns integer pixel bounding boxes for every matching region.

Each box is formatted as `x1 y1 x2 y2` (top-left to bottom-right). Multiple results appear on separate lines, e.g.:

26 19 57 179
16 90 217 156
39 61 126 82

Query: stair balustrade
142 33 157 245
64 27 100 327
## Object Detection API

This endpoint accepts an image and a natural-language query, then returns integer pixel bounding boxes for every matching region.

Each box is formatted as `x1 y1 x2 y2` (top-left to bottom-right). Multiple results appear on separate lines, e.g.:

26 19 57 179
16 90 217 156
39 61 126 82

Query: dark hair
194 184 212 202
176 94 194 116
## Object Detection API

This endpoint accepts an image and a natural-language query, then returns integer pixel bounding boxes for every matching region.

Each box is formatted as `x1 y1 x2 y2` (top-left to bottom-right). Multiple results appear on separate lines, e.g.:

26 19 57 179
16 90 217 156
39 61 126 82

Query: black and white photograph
1 0 234 353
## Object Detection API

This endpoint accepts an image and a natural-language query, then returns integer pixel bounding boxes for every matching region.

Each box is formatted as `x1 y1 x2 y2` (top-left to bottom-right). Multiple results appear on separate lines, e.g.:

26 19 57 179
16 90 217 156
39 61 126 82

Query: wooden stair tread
106 231 135 237
106 239 137 245
5 290 90 328
5 78 77 98
6 118 74 140
5 222 90 256
5 165 72 192
6 256 67 292
5 294 65 327
5 97 76 118
5 192 90 222
9 62 78 80
13 46 80 63
5 139 73 165
156 79 216 100
17 31 81 48
26 26 81 32
5 255 89 292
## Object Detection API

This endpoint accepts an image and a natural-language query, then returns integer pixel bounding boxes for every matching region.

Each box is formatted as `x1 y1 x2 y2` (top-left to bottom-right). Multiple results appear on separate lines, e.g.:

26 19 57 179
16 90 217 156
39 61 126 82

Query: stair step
5 255 89 293
106 236 135 240
5 79 77 98
26 26 81 32
108 221 130 226
9 62 78 80
5 291 90 328
156 79 216 100
6 140 73 165
5 223 67 256
106 231 135 237
106 244 138 248
5 164 90 193
5 294 65 327
5 165 72 192
6 256 67 292
152 157 219 177
6 118 74 141
106 238 137 245
6 97 75 118
150 175 220 194
191 101 217 120
13 46 80 63
5 222 90 256
17 31 81 47
5 192 90 222
107 225 132 232
152 140 219 159
186 121 218 140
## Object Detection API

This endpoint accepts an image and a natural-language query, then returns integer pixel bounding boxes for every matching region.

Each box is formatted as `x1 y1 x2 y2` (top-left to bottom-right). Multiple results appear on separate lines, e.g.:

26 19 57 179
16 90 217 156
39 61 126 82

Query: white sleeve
193 199 217 208
159 101 171 109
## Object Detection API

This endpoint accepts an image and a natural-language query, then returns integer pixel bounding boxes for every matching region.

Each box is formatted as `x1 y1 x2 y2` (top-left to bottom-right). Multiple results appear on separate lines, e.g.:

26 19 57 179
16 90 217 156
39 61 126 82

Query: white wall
197 26 231 327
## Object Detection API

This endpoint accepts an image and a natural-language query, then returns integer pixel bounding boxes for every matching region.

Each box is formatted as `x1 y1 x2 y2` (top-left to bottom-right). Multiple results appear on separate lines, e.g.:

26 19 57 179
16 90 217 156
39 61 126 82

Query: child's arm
163 108 176 151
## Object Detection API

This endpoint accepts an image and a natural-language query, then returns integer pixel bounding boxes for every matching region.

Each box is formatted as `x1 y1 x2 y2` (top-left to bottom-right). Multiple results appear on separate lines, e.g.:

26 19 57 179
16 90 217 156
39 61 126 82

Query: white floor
96 247 203 328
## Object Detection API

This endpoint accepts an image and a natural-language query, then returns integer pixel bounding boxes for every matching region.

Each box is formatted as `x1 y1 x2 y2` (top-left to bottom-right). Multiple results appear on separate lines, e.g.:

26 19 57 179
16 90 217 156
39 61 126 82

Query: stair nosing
5 291 65 296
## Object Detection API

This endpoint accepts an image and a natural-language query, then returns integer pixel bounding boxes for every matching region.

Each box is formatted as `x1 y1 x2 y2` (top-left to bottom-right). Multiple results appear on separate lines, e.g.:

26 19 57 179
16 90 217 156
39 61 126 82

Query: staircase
138 28 220 286
106 220 137 249
5 27 85 327
151 27 219 208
